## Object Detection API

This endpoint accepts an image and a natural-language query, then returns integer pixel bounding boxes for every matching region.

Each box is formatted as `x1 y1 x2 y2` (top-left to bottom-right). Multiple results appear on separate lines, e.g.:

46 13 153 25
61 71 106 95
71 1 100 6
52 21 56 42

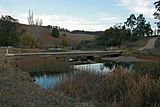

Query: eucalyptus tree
125 14 153 40
124 14 136 33
0 15 19 46
154 0 160 20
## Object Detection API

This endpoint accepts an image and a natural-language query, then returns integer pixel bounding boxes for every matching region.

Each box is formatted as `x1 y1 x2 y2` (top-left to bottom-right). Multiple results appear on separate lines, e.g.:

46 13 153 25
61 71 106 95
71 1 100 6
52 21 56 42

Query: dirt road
138 37 159 50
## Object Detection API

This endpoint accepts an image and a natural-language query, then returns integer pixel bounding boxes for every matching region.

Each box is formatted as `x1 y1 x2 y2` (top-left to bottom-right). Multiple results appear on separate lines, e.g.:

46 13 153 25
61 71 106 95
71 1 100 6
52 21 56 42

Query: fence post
6 48 9 54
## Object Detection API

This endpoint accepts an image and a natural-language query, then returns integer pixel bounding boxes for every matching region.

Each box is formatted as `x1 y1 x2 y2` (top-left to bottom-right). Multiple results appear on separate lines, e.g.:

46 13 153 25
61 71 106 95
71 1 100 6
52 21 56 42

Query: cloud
33 12 119 31
119 0 156 18
0 9 27 24
0 10 119 31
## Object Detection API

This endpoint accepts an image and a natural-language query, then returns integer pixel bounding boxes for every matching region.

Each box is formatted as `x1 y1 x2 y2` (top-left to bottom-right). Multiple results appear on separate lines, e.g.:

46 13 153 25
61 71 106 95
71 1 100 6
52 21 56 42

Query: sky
0 0 158 31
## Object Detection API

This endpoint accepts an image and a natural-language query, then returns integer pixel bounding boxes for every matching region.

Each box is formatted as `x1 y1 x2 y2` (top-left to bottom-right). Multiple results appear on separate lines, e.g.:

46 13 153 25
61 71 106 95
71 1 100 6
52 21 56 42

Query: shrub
20 33 38 48
51 28 59 38
61 40 69 47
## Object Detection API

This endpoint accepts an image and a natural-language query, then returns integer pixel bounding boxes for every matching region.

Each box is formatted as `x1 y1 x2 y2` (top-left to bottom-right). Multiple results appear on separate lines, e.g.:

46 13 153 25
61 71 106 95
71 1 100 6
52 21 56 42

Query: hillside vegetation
17 24 95 48
0 16 95 48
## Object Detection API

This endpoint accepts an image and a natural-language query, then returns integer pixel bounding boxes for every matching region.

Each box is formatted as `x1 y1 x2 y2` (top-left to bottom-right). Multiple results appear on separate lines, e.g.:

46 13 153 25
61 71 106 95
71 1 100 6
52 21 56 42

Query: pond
31 61 136 90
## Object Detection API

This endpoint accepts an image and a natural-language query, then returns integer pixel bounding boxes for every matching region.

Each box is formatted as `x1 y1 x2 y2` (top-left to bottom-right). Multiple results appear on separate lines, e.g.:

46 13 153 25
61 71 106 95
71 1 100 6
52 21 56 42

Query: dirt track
138 37 159 50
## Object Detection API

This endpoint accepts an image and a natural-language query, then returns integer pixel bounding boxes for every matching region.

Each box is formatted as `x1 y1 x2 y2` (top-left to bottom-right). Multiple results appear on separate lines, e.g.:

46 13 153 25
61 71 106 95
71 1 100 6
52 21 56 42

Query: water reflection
74 63 115 74
33 73 65 89
32 61 136 90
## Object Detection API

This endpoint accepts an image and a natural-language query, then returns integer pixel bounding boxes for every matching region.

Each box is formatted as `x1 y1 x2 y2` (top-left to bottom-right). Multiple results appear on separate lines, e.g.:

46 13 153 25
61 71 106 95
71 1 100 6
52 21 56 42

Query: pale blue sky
0 0 157 31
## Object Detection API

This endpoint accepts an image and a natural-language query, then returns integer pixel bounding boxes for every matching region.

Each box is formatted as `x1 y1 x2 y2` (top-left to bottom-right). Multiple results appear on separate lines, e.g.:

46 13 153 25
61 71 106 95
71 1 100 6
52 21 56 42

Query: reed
56 67 160 106
15 56 73 74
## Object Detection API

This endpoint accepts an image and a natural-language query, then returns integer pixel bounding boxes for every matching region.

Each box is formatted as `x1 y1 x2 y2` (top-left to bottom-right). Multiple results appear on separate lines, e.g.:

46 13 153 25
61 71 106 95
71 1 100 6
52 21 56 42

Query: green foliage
20 33 37 48
153 1 160 20
0 15 19 46
0 15 19 23
61 40 69 47
76 40 91 49
124 14 136 33
51 28 59 38
96 26 130 46
71 30 103 35
125 14 153 41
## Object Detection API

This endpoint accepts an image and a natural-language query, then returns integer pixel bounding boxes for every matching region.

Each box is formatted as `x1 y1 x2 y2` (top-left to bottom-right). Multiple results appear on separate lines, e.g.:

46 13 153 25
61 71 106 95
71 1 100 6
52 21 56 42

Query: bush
51 28 59 38
61 40 69 47
20 33 38 48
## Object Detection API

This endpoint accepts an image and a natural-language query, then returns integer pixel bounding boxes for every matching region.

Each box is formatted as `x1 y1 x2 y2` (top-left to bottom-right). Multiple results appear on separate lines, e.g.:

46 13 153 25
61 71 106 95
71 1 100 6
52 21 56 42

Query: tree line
0 1 159 48
93 1 160 48
96 14 153 47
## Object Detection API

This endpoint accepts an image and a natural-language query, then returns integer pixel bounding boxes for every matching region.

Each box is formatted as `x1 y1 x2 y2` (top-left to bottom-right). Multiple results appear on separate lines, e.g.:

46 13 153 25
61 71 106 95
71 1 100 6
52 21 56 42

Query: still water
32 62 135 90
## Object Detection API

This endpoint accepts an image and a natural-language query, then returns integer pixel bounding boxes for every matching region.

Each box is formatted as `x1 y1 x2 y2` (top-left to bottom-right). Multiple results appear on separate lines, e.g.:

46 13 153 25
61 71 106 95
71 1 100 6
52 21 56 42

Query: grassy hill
16 24 95 48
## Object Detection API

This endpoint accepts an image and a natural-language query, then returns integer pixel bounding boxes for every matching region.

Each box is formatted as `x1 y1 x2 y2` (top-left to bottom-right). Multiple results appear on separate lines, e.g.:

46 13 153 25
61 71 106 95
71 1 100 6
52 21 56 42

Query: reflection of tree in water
104 61 135 71
100 64 105 71
119 62 135 71
104 62 116 70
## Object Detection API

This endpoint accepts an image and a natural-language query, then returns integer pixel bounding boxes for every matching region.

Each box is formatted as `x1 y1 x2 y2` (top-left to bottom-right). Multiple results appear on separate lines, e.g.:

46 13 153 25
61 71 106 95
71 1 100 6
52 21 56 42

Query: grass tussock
56 69 160 107
135 62 160 78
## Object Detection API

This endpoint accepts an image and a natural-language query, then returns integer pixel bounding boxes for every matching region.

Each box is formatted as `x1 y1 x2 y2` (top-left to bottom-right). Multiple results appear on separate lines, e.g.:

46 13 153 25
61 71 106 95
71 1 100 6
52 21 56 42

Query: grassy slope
0 55 75 106
60 32 95 45
17 24 95 47
123 37 152 49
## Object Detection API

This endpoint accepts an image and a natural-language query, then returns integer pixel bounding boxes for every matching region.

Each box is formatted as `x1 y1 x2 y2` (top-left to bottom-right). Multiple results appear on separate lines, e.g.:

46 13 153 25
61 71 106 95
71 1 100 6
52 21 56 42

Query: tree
145 22 153 36
35 18 43 26
45 25 52 29
124 14 136 33
39 19 43 26
133 14 146 37
51 28 59 38
1 15 18 23
28 10 34 25
125 14 153 41
96 26 130 46
0 15 19 46
134 14 152 37
154 0 160 20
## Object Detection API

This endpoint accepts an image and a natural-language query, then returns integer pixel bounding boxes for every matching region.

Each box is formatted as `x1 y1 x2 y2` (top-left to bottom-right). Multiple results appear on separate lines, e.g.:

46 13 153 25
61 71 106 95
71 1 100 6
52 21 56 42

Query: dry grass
17 24 95 47
56 68 160 107
0 60 75 107
12 56 73 74
123 37 152 49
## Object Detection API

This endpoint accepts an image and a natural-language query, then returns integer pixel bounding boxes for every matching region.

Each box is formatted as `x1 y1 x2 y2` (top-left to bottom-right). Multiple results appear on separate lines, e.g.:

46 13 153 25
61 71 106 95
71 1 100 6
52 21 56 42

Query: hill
16 24 95 48
71 30 104 35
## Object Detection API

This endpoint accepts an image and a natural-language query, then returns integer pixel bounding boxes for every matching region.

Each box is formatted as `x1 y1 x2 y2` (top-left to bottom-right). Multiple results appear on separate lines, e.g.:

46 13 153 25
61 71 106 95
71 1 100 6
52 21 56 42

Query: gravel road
138 37 159 50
